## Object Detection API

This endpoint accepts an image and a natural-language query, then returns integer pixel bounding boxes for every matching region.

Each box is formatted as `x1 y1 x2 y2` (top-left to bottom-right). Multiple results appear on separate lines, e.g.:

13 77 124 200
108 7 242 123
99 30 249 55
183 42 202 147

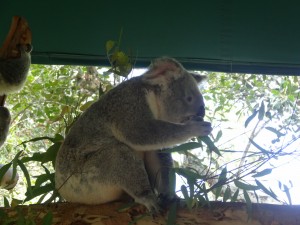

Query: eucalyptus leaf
165 142 201 153
265 127 286 137
258 101 265 120
198 136 221 156
252 168 272 177
244 110 258 128
234 180 259 191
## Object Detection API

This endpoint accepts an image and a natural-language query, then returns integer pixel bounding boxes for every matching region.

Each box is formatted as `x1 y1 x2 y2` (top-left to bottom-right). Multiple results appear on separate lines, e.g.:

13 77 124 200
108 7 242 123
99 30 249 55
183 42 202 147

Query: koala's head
143 57 206 123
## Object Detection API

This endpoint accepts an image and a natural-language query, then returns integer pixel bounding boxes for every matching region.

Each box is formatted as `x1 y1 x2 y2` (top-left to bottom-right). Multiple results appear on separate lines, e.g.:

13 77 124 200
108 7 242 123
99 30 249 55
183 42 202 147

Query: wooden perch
1 201 300 225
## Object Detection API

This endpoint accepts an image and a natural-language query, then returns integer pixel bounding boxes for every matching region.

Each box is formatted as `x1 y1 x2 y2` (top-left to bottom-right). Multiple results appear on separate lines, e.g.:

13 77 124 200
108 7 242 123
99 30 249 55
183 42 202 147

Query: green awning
2 0 300 75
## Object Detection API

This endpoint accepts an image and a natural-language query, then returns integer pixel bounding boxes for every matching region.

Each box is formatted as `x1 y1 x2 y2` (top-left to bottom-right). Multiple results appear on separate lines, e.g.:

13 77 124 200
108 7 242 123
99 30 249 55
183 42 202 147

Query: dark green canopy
2 0 300 74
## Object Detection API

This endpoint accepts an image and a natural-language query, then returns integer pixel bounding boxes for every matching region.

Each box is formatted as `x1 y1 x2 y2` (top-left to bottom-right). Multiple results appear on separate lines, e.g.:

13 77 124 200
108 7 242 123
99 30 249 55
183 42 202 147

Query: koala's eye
186 96 193 103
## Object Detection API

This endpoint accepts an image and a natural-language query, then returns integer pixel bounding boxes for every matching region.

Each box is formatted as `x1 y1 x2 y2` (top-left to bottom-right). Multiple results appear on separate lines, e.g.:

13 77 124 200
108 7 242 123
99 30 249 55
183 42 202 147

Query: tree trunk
0 201 299 225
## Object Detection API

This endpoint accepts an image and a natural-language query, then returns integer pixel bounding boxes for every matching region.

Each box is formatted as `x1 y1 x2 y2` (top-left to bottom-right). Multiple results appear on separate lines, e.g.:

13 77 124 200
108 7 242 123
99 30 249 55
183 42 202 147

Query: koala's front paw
188 119 212 136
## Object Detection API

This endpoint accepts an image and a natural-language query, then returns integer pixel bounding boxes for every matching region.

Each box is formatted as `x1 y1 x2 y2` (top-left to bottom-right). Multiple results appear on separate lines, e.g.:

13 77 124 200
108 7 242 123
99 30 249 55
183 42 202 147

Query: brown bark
1 201 300 225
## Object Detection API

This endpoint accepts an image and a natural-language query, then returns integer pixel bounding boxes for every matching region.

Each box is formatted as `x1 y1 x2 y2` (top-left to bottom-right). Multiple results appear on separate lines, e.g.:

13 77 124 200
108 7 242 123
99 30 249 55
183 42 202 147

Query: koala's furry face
160 72 205 124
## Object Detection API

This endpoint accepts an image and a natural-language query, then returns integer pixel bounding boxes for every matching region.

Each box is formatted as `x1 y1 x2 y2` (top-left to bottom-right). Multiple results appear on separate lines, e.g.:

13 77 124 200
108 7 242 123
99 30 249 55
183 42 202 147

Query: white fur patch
145 91 160 120
57 174 124 204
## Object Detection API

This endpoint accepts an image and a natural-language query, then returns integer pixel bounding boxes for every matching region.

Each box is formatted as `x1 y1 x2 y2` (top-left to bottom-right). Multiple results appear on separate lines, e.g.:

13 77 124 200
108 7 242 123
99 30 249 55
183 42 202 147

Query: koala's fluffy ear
191 73 207 84
142 57 184 85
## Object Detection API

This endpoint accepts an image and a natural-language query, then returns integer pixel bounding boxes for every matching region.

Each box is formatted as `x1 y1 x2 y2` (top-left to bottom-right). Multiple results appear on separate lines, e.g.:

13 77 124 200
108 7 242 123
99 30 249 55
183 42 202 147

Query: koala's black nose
197 105 205 118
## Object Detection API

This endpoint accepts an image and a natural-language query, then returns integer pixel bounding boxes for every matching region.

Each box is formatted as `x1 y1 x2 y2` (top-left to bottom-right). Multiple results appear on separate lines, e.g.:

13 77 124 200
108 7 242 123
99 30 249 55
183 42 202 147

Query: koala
0 44 32 96
0 44 31 149
55 57 212 213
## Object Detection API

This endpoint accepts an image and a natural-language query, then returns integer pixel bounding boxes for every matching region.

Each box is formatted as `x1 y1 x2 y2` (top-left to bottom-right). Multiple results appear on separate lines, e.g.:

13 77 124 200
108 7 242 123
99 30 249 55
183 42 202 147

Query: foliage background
0 63 299 208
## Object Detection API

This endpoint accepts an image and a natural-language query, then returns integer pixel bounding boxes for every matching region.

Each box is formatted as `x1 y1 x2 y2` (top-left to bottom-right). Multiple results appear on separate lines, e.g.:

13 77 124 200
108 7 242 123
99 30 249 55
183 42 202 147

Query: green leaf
252 168 272 177
165 142 201 153
231 189 239 202
168 169 176 195
181 185 192 210
243 190 252 217
80 101 95 111
234 180 259 191
19 136 57 146
258 101 265 120
198 136 221 156
166 201 177 225
244 110 258 128
211 167 227 191
223 187 231 202
22 142 61 164
174 168 204 180
17 160 32 194
214 185 222 200
215 130 223 142
3 197 10 207
11 198 23 207
25 183 54 202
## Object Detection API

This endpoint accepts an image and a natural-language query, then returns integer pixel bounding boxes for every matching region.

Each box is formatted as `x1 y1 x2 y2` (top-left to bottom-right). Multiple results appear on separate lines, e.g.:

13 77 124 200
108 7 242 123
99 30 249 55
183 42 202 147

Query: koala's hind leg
89 143 160 213
144 151 175 206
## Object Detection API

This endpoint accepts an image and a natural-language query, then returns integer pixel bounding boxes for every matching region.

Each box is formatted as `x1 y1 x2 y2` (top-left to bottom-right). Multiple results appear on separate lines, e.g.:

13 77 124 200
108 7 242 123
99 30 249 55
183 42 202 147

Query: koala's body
0 44 31 149
55 58 212 213
0 44 32 95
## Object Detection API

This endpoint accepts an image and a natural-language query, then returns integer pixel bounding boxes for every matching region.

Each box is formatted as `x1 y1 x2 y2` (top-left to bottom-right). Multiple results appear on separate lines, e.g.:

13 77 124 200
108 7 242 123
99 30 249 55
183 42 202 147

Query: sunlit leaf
80 101 95 111
17 160 32 194
25 183 54 202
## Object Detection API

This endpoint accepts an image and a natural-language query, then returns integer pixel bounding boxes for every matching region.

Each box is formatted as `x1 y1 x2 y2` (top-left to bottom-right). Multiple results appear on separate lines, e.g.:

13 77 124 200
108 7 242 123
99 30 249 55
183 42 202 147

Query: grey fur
55 57 212 213
0 44 32 95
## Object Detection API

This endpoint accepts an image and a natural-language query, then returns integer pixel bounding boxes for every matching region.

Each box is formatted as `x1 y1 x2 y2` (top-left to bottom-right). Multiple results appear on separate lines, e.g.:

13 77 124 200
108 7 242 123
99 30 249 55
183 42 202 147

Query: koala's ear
191 73 207 84
142 57 183 85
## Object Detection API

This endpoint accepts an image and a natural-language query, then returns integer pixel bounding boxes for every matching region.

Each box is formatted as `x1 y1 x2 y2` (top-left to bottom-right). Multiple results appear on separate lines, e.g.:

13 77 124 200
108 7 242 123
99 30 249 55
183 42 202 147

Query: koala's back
55 76 153 196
